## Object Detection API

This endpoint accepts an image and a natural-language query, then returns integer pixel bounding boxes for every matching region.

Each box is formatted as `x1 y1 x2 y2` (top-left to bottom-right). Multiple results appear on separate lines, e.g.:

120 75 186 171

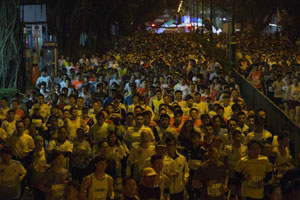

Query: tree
46 0 180 57
0 0 21 88
213 0 279 33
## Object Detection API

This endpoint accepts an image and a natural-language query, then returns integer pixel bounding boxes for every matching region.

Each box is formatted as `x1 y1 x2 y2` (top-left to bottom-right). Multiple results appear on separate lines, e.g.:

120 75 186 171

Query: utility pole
230 0 236 65
210 0 213 42
196 0 199 31
202 0 204 35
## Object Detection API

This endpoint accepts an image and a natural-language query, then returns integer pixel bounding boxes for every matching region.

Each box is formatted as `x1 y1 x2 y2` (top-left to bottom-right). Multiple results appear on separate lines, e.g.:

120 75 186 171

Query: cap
142 167 157 177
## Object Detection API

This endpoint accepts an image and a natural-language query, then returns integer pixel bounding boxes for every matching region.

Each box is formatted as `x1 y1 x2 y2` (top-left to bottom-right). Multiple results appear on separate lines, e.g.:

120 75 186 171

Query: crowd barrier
232 69 300 157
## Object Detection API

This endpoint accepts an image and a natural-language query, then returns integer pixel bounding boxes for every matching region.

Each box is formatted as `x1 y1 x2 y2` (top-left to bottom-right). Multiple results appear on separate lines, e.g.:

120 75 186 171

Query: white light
177 0 183 12
269 23 278 27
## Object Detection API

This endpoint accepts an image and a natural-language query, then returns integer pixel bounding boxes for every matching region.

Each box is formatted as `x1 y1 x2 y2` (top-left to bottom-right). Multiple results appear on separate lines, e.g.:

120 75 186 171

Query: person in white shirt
174 77 189 98
48 126 73 169
165 136 189 199
272 74 285 107
245 116 272 145
124 113 154 149
36 71 52 91
126 130 155 180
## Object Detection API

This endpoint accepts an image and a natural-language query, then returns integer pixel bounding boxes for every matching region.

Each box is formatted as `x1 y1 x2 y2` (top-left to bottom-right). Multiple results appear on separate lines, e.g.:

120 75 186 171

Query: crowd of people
234 34 300 126
0 33 299 200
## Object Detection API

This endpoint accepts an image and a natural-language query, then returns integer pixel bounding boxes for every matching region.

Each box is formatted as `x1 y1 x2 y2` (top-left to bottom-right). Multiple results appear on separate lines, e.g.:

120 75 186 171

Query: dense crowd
0 33 299 200
234 34 300 126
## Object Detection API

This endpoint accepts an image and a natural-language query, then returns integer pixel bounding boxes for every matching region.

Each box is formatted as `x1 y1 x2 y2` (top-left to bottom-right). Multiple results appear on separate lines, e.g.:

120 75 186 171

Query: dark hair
278 131 289 142
135 113 143 118
52 150 64 162
151 154 164 164
174 109 183 117
96 111 105 119
247 140 261 149
231 103 241 112
0 147 12 154
126 112 134 117
160 113 170 120
94 155 107 164
185 95 194 101
122 176 135 185
142 110 152 118
189 108 198 114
175 90 182 94
237 111 246 117
165 135 177 145
134 105 144 112
107 130 120 147
67 181 81 191
232 130 242 138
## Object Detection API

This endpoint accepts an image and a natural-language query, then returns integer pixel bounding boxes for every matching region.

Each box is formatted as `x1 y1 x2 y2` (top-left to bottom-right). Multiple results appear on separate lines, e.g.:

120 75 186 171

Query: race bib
94 187 107 200
52 183 65 196
0 176 17 188
248 176 263 189
207 183 222 197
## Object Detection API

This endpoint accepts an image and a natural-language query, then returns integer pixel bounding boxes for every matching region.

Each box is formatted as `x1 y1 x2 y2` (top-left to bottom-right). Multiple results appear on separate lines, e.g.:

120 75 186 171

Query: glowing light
186 24 192 28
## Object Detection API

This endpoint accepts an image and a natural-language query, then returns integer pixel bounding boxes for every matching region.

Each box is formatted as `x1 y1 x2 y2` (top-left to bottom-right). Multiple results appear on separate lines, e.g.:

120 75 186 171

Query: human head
52 151 65 168
94 156 107 173
151 154 164 173
165 135 177 155
141 167 157 187
98 140 109 156
248 140 261 159
160 113 170 128
122 177 138 197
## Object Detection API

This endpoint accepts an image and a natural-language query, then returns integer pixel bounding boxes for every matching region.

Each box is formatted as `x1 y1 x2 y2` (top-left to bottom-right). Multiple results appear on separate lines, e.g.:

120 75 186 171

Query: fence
232 69 300 156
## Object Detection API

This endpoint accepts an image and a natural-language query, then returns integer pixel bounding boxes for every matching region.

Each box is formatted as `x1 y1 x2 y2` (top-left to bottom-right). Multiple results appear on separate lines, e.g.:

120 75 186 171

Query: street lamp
210 0 213 42
230 0 236 65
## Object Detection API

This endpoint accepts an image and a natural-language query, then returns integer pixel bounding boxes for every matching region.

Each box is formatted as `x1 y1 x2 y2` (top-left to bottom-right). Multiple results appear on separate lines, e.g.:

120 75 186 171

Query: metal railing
232 69 300 157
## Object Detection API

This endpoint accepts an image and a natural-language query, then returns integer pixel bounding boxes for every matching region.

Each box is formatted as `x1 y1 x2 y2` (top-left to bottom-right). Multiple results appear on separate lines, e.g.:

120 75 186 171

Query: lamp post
230 0 236 65
202 0 204 35
196 0 199 31
210 0 213 42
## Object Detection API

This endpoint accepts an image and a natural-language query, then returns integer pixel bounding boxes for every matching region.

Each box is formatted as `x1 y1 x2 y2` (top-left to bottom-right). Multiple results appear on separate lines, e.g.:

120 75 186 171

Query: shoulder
106 174 113 182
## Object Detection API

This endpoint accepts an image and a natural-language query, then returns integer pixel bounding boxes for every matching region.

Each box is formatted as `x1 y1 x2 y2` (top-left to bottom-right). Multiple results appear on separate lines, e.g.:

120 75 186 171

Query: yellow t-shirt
235 155 272 199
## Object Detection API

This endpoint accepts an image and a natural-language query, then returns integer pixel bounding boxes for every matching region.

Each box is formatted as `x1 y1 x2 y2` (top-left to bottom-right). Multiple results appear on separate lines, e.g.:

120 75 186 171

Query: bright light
151 23 155 28
177 0 183 12
186 24 192 28
269 23 277 27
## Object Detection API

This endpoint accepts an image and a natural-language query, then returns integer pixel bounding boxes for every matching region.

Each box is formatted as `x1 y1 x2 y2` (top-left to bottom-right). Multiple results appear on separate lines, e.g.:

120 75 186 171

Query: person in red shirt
72 73 84 89
137 79 149 96
11 99 24 121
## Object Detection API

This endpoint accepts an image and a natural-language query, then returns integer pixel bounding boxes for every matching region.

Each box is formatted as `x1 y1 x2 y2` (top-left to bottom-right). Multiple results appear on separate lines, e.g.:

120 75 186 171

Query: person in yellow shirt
235 140 273 200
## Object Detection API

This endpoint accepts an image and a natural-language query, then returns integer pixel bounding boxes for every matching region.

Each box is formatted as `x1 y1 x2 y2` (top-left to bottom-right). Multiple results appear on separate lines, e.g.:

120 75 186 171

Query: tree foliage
214 0 279 33
0 0 21 88
278 0 300 39
46 0 180 57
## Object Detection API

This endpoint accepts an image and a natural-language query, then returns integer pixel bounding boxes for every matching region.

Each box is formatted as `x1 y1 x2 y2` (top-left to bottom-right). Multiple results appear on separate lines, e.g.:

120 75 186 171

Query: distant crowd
0 33 299 200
